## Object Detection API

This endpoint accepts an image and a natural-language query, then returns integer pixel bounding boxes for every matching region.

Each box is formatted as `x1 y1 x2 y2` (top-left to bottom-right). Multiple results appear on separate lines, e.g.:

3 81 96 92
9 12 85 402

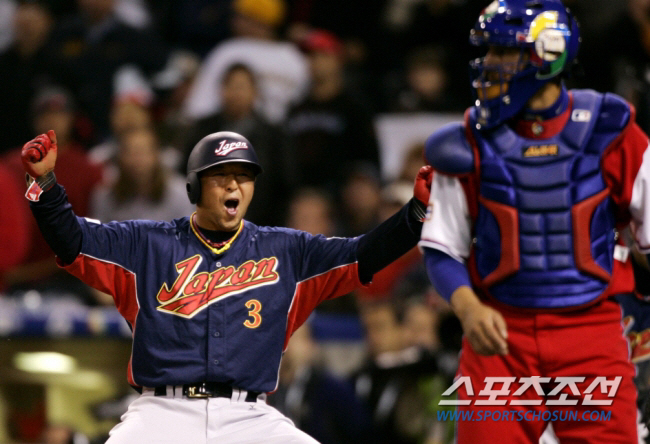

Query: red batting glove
413 165 434 206
21 130 58 178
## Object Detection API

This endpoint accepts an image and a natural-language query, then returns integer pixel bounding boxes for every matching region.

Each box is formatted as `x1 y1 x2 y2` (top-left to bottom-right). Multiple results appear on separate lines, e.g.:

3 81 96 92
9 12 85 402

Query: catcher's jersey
62 214 363 393
420 89 650 309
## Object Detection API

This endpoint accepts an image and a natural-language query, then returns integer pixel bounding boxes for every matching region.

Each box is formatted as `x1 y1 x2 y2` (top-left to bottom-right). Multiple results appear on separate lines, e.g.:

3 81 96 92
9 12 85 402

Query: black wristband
36 171 57 191
409 198 427 222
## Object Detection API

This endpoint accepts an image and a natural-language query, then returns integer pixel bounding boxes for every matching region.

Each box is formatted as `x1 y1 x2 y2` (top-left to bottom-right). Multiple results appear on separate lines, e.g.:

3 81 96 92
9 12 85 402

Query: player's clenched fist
413 165 433 205
21 130 58 179
410 165 433 222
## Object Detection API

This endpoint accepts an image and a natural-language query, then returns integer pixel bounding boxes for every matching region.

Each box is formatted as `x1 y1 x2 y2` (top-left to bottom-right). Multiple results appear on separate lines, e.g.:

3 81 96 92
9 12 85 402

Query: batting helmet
186 131 263 204
468 0 580 129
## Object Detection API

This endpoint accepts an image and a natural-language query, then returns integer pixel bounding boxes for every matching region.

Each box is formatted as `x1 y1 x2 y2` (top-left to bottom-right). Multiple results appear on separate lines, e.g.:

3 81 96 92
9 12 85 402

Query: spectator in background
338 162 382 237
88 94 154 167
357 180 423 302
183 63 289 226
286 187 339 236
1 86 103 300
592 0 650 134
88 66 183 178
183 0 309 125
286 185 357 316
90 126 193 223
395 0 484 107
285 29 380 194
147 0 233 58
0 0 16 53
113 0 152 29
388 46 463 113
151 50 202 154
0 0 57 153
49 0 169 141
354 297 440 444
268 323 373 444
402 296 458 444
402 295 439 354
284 0 388 112
398 142 427 183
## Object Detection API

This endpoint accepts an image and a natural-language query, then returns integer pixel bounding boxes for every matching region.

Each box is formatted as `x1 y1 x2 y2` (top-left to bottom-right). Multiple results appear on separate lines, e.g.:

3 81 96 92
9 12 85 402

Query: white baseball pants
105 387 319 443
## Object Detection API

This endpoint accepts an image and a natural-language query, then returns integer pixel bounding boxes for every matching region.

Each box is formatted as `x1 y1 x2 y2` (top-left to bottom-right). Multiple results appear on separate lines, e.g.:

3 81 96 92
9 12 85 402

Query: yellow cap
233 0 286 27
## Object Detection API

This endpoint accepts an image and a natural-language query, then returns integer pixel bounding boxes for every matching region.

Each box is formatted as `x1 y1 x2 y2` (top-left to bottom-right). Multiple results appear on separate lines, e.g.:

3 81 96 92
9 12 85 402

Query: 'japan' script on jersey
61 216 363 393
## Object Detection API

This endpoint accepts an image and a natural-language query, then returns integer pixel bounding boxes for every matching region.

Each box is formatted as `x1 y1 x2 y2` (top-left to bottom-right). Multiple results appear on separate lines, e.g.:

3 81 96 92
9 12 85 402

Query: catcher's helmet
186 131 263 204
469 0 580 129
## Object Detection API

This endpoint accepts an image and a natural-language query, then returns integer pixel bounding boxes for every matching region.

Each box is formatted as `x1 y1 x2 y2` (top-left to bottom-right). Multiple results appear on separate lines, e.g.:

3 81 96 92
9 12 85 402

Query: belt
152 382 262 402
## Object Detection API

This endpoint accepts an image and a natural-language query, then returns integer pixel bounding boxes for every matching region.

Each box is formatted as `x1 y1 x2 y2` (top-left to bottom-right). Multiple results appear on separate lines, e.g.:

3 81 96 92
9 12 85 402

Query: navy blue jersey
62 214 364 392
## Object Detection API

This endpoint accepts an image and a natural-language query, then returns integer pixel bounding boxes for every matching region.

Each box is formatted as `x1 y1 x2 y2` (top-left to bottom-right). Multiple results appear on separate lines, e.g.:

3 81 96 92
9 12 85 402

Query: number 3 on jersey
244 299 262 328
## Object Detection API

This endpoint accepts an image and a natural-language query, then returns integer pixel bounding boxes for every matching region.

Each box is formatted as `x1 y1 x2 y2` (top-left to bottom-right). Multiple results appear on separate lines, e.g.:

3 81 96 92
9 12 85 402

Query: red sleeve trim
602 107 648 222
60 254 139 325
61 254 140 386
283 262 362 349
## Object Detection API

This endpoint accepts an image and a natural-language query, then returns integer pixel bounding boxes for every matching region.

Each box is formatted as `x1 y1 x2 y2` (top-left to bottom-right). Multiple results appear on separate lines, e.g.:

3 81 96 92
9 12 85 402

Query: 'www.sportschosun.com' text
437 410 611 422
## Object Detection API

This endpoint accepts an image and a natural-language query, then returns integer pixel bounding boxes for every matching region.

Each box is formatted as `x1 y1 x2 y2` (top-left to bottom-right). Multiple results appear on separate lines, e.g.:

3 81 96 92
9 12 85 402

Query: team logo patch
215 140 248 156
25 180 43 202
522 144 559 158
571 109 591 122
157 255 279 318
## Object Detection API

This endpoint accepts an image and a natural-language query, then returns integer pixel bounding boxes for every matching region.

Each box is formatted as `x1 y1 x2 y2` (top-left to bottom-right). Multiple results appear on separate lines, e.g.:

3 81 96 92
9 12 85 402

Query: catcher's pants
454 298 638 444
106 387 319 444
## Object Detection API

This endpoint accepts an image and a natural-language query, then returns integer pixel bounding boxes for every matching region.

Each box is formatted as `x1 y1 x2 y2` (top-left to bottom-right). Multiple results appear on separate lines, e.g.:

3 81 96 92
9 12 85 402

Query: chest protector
468 90 630 308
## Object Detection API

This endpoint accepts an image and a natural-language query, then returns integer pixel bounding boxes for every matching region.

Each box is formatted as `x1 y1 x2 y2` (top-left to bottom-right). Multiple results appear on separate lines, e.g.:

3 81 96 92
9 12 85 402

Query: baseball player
21 129 433 443
419 0 650 442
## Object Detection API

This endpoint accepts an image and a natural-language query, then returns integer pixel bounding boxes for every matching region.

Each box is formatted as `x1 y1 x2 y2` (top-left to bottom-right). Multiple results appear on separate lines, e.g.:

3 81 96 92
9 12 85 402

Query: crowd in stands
1 0 647 442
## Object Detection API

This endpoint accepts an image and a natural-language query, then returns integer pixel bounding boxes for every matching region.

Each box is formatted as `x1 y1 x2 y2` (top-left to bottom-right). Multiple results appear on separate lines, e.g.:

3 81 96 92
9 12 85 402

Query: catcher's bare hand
452 286 509 355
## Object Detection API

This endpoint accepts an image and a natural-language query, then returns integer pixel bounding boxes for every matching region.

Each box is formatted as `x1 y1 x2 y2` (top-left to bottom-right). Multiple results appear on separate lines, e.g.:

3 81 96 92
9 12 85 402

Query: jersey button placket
207 281 226 377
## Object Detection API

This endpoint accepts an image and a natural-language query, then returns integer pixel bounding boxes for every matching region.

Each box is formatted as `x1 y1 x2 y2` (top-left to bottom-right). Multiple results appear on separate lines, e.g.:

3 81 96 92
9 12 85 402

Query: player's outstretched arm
22 131 83 265
356 166 433 283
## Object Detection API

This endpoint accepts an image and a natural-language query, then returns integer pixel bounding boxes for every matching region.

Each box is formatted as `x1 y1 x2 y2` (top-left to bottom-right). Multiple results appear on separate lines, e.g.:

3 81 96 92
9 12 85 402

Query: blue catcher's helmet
469 0 580 129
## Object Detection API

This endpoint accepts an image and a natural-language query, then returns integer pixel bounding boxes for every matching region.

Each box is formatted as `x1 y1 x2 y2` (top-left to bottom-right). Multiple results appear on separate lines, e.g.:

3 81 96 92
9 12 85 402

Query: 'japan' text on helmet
186 131 263 204
469 0 580 129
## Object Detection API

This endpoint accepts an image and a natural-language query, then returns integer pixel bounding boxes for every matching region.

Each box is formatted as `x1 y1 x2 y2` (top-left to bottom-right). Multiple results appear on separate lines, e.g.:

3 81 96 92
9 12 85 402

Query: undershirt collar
190 213 242 254
512 86 571 139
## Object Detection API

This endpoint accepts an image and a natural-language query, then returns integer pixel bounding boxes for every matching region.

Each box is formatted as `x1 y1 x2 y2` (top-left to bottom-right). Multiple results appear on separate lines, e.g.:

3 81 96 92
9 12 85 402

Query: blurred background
0 0 646 442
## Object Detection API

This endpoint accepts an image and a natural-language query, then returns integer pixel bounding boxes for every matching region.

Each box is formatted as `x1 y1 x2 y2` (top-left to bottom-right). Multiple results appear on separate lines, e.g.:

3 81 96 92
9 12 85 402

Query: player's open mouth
225 198 239 216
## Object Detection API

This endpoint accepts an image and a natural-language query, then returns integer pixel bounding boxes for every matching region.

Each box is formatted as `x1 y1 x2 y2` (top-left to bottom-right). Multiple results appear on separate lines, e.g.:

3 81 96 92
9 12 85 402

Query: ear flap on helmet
532 7 580 79
187 171 200 204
